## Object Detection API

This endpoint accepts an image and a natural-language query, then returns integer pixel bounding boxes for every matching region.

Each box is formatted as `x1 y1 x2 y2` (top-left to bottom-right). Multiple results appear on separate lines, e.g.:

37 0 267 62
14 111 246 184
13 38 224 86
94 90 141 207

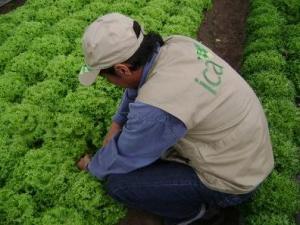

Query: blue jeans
105 160 254 224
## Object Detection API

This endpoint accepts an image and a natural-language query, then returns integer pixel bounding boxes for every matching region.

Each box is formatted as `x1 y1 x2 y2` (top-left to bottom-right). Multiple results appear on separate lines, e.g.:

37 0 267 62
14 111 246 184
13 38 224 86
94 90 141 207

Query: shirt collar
138 45 160 88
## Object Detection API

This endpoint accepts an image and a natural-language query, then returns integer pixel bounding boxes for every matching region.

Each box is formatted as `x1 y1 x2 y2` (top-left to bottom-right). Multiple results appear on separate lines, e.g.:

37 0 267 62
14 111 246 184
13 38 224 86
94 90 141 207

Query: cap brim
79 69 100 86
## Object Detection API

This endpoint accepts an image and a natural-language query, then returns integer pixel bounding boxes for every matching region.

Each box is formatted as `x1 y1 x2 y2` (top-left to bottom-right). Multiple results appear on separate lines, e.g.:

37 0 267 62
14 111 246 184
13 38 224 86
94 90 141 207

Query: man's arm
112 88 137 125
102 121 122 146
77 89 138 171
102 88 138 146
85 101 187 179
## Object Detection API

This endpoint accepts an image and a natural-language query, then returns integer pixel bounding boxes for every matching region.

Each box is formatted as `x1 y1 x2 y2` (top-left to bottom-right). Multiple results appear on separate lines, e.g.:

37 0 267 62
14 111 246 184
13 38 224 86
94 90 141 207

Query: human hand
103 121 122 146
76 154 92 171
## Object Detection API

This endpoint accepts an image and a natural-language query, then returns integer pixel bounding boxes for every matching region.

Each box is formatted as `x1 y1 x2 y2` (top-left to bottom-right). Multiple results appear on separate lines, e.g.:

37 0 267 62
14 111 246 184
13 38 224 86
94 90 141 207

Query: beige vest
136 36 274 194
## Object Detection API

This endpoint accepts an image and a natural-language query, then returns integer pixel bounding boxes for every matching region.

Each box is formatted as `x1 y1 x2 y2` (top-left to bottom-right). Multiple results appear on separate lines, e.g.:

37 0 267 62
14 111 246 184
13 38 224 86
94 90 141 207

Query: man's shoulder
163 35 195 43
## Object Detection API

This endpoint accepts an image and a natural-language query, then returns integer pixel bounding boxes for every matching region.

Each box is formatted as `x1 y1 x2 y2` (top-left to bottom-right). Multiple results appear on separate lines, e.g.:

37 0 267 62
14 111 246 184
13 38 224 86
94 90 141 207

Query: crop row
241 0 300 224
0 0 212 224
272 0 300 98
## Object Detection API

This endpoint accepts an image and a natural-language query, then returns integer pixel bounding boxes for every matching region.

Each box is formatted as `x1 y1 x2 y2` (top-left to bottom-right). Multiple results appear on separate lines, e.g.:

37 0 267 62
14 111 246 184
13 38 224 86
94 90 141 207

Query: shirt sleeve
87 101 187 180
112 88 137 125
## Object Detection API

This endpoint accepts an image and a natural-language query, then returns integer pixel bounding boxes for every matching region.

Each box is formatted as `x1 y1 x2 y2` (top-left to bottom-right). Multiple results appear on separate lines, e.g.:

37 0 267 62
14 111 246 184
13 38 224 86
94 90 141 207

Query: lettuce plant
23 80 68 112
245 171 299 222
72 1 110 23
35 207 85 225
5 51 47 85
262 98 298 138
0 72 27 103
270 131 300 177
51 18 87 42
246 13 285 33
6 148 74 209
57 173 125 225
0 21 46 72
242 51 286 75
45 112 96 144
0 136 28 187
0 103 54 148
244 38 282 56
28 35 71 59
43 55 82 90
247 71 296 101
0 189 36 225
247 26 282 42
54 0 87 14
286 59 300 94
35 6 68 25
0 22 16 45
62 86 117 120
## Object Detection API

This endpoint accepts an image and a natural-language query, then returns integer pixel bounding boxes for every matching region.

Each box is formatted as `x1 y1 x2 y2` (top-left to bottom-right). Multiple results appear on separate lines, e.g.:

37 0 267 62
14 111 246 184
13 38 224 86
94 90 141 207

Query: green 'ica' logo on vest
194 42 224 95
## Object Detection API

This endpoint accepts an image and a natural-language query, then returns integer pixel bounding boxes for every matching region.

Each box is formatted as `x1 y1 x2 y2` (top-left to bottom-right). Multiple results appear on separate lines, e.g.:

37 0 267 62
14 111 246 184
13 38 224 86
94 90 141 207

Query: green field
0 0 299 224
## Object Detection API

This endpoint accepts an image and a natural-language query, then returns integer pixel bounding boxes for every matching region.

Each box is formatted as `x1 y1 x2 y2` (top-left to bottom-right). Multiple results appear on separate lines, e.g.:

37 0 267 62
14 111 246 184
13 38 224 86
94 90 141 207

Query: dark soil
0 0 26 14
116 0 249 224
296 96 300 107
296 213 300 225
198 0 249 72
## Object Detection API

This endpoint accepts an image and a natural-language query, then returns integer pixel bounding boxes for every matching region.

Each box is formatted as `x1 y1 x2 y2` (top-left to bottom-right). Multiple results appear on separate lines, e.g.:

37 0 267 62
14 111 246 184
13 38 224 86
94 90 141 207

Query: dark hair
101 21 164 75
125 21 164 70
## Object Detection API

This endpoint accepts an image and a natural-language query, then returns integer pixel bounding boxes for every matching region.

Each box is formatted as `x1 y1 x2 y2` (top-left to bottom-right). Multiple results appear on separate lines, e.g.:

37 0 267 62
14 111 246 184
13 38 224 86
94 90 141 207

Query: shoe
177 204 206 225
164 204 206 225
193 205 224 225
197 206 245 225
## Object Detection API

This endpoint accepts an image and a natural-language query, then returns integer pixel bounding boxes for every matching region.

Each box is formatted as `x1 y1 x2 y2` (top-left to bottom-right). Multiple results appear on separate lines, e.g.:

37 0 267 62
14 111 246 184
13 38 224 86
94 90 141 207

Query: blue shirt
88 47 187 180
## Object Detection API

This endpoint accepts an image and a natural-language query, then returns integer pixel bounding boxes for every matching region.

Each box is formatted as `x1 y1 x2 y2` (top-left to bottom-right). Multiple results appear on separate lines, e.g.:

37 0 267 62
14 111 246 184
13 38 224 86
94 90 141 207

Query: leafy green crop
286 59 300 94
0 21 46 73
0 189 36 225
36 207 85 225
247 71 295 101
0 137 29 187
5 52 47 85
247 26 282 42
0 72 27 103
28 35 71 59
242 1 300 224
0 104 54 148
242 51 286 75
245 171 299 223
35 6 68 25
270 131 300 176
43 55 82 90
246 13 285 33
244 38 282 56
286 37 300 59
272 0 300 23
22 80 68 112
262 99 298 144
51 18 87 42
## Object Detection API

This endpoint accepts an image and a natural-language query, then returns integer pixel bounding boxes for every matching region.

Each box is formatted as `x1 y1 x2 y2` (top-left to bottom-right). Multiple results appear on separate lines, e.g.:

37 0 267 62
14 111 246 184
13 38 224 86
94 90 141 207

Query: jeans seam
109 182 202 197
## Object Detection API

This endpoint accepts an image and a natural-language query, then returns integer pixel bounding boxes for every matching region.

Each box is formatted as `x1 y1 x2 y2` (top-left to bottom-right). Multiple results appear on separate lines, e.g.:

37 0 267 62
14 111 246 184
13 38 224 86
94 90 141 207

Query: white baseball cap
79 13 144 86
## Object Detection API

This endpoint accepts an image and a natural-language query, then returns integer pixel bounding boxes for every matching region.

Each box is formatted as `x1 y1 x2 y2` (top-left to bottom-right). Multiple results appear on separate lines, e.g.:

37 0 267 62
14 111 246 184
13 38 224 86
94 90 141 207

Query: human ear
114 64 132 77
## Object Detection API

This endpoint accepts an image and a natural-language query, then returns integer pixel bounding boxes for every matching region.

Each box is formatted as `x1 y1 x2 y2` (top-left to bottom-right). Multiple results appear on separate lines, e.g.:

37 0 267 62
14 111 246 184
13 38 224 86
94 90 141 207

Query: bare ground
198 0 249 72
0 0 25 14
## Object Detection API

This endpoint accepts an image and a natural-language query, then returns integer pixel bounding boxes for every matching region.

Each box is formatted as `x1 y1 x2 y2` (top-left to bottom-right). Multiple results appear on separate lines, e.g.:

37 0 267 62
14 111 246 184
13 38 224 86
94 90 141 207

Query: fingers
76 154 92 171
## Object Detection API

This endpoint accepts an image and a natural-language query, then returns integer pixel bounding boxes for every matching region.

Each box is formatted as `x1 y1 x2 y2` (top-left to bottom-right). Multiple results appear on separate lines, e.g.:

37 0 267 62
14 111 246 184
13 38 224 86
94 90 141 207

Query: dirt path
0 0 25 14
198 0 249 72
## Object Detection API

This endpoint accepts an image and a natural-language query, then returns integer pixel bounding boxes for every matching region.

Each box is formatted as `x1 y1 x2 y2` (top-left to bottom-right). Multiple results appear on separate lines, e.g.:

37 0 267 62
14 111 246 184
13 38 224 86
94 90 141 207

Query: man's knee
105 174 132 203
106 174 122 198
106 173 149 207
